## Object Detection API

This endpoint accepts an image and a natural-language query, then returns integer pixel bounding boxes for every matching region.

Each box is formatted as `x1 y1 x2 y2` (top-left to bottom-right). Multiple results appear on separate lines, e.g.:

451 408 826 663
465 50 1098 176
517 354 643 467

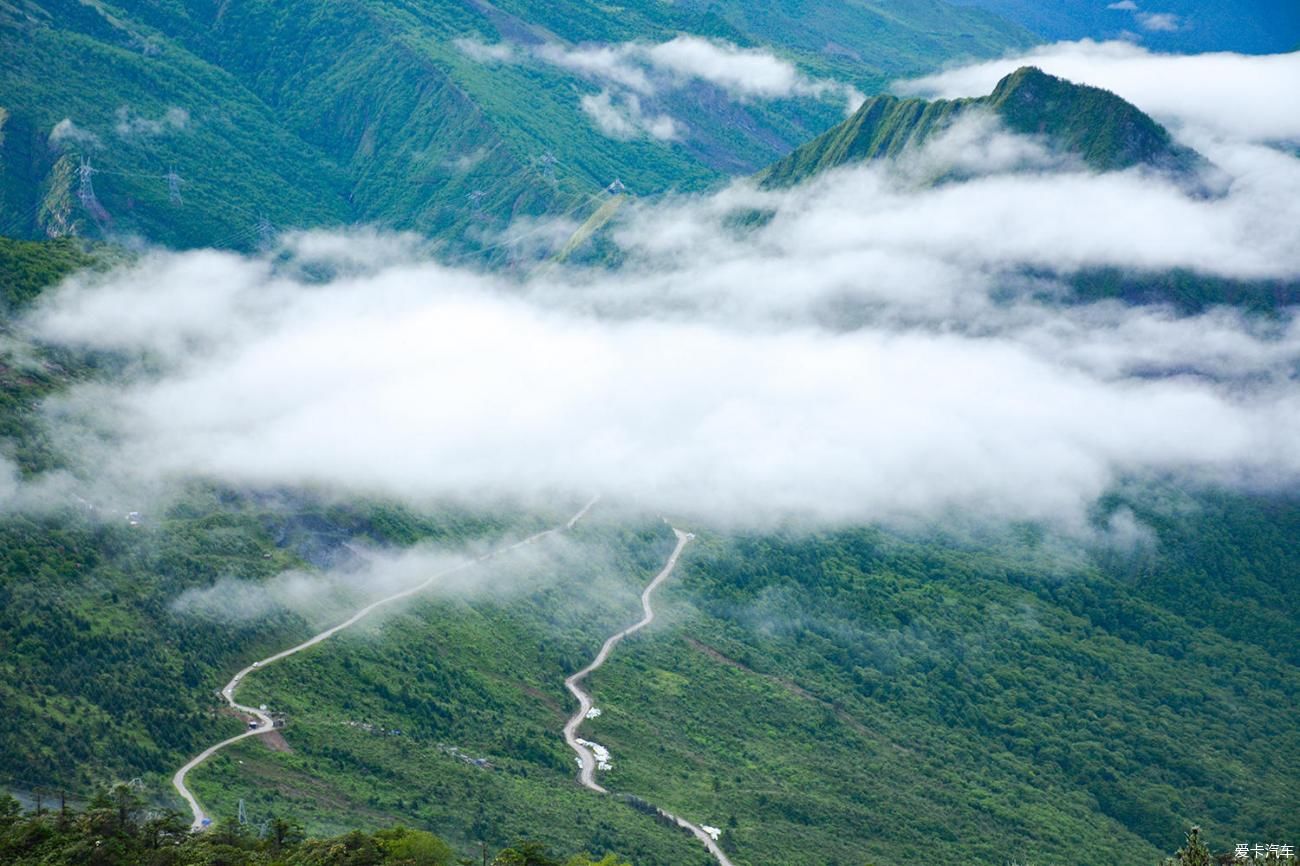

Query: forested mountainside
3 0 1299 855
2 240 1297 865
0 794 1266 866
0 0 1029 251
759 66 1198 187
0 789 630 866
756 67 1298 311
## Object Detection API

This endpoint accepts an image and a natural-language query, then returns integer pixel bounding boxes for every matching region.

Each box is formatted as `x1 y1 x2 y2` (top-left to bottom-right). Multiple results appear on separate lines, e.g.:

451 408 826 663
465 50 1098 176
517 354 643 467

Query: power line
440 188 609 267
0 197 49 238
467 189 488 222
255 214 275 250
6 142 634 260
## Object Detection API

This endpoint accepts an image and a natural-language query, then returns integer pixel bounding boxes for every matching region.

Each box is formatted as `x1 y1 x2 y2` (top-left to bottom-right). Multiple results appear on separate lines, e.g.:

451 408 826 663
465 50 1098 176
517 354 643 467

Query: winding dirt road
562 528 737 866
172 496 599 831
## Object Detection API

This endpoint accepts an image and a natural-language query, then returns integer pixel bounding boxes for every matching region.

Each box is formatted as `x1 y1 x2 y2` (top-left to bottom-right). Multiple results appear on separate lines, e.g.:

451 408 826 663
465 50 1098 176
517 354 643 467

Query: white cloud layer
458 35 863 140
114 105 189 138
49 119 101 149
453 36 517 65
639 37 864 110
1136 12 1181 32
580 89 682 141
14 46 1300 531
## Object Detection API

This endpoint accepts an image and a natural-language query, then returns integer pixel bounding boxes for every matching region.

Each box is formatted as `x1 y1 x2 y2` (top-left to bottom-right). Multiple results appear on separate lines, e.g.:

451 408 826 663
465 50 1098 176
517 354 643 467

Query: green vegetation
1064 266 1300 313
0 792 1292 866
0 787 630 865
0 238 112 472
760 66 1199 187
0 236 103 309
178 523 723 865
0 480 539 787
581 493 1299 865
0 0 352 248
756 66 1300 311
0 0 1029 251
986 67 1199 172
128 487 1293 866
1 204 1296 865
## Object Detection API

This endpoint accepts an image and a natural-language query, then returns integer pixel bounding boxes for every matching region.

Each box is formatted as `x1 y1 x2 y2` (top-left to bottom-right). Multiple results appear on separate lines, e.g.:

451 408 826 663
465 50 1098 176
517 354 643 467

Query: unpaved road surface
173 496 599 830
562 528 737 866
563 528 691 792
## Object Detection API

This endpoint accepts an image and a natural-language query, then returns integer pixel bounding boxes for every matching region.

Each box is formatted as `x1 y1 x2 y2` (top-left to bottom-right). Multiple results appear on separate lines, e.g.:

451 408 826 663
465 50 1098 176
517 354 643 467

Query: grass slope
583 499 1299 864
170 500 1298 866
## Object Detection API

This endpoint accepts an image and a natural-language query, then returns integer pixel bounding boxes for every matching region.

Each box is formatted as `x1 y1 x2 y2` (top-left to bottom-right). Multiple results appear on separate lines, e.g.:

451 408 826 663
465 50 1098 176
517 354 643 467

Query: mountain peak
985 66 1195 173
760 66 1204 186
987 64 1055 95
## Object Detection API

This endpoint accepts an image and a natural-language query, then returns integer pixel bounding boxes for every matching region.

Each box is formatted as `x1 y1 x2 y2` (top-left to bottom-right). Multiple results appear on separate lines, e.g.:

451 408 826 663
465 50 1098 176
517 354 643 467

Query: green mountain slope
185 492 1296 866
0 237 98 310
0 794 1247 866
0 797 632 866
0 0 1031 252
1 244 1296 865
5 470 1294 865
752 67 1300 311
0 0 353 248
760 66 1200 187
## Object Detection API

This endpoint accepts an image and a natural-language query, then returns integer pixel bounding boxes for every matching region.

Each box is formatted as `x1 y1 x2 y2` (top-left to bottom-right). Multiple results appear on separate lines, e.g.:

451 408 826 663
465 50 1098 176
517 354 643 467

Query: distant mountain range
2 7 1299 861
0 0 1029 251
948 0 1300 54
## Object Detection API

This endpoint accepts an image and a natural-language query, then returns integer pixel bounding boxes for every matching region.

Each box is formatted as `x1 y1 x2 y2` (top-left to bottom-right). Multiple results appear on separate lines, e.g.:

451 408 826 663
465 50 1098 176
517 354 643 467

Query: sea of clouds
9 43 1300 535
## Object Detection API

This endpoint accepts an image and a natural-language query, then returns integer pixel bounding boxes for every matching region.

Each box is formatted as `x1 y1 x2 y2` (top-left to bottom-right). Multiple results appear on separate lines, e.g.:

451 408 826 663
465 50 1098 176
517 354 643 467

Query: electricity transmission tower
165 167 183 205
255 214 275 249
467 189 489 222
538 151 558 183
77 157 101 210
